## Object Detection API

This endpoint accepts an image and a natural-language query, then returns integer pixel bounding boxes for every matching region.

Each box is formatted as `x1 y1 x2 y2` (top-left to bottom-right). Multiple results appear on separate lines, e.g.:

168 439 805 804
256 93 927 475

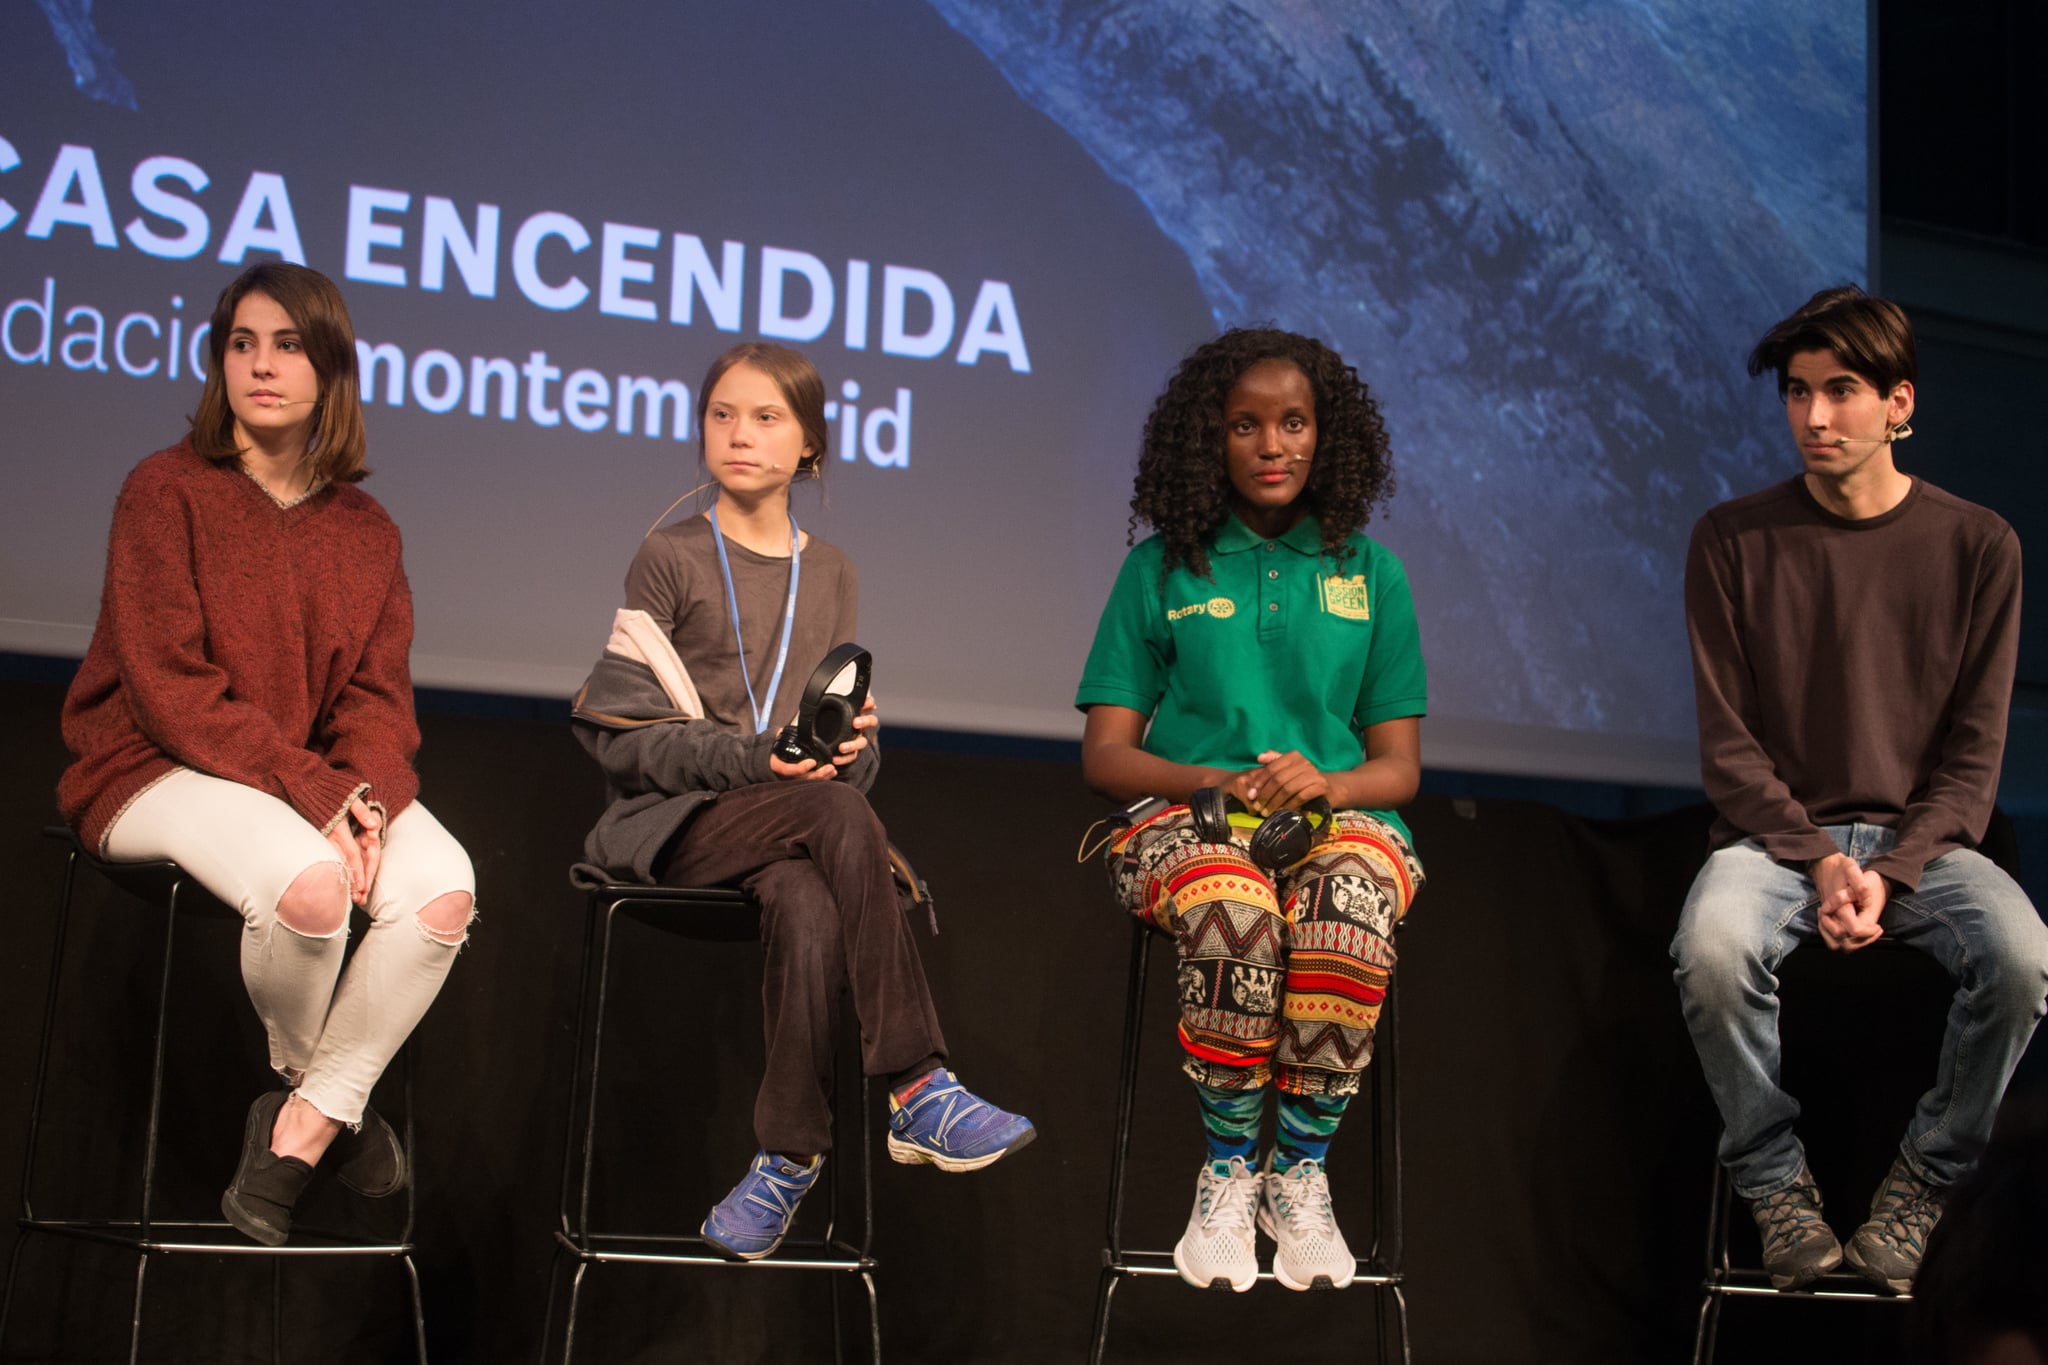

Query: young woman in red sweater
58 262 475 1247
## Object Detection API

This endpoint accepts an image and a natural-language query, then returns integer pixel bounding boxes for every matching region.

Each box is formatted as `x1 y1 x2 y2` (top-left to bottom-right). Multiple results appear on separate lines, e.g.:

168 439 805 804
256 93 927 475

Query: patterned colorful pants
1108 805 1423 1097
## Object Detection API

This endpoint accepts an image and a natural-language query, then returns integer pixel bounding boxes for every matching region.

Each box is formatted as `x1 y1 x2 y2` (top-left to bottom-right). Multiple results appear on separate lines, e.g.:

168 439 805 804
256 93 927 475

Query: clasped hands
1217 749 1329 816
768 695 880 781
1811 851 1888 952
323 797 383 906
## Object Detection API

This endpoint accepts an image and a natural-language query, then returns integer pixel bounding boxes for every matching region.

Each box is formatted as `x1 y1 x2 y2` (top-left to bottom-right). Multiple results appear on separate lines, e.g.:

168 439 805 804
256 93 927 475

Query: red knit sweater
59 442 422 853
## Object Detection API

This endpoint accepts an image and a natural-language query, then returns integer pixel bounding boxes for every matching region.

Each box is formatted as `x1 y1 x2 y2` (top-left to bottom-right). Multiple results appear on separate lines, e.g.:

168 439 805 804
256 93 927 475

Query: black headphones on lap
1188 787 1334 872
774 642 872 765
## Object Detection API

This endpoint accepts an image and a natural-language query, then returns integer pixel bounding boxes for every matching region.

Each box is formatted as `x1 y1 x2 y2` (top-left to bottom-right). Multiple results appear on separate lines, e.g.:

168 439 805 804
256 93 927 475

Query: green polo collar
1213 513 1324 556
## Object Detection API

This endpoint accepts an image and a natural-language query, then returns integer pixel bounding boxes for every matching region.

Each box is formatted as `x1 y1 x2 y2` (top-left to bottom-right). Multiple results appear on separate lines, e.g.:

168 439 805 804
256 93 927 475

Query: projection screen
0 0 1867 784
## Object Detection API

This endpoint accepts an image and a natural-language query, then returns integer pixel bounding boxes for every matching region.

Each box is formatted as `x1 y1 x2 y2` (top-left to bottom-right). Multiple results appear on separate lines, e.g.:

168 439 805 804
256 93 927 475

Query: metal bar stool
1690 1157 1913 1363
1090 918 1410 1365
1688 935 1959 1365
0 828 426 1365
541 881 879 1365
1689 814 2023 1364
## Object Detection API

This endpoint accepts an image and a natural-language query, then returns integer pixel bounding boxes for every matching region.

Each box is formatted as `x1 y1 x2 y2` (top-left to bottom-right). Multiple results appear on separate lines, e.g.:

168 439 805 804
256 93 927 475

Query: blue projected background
0 0 1865 783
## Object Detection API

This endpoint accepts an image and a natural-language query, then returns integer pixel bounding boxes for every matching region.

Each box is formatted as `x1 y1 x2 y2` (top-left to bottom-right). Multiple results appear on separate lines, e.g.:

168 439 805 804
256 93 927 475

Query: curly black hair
1130 327 1394 579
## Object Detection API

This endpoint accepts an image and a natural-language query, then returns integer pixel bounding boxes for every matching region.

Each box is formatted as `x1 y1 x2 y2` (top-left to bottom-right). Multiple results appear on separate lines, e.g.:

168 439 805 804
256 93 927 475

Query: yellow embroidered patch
1167 596 1239 622
1318 574 1370 620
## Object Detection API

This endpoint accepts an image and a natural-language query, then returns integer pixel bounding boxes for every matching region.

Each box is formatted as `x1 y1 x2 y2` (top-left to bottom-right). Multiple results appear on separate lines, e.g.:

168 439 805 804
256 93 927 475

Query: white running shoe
1172 1156 1261 1291
1257 1156 1356 1290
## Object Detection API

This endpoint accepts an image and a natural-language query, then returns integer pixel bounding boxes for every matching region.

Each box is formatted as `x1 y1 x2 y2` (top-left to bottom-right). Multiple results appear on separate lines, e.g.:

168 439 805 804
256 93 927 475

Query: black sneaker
221 1089 314 1247
1844 1155 1945 1294
1747 1161 1843 1290
328 1105 407 1198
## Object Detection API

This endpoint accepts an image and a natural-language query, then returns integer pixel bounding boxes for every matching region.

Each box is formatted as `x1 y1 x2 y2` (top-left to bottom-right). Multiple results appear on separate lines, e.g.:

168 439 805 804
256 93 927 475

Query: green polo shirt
1076 515 1427 845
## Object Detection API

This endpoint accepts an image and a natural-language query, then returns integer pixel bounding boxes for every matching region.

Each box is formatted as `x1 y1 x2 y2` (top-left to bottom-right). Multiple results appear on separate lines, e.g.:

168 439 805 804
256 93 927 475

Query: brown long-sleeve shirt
1684 476 2022 890
623 514 859 736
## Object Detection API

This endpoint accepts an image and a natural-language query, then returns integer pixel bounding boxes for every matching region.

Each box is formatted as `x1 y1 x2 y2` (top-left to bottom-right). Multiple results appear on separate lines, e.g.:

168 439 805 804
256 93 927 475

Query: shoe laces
741 1157 816 1219
1753 1175 1828 1256
1866 1163 1943 1251
895 1075 989 1141
1271 1159 1337 1239
1196 1158 1257 1236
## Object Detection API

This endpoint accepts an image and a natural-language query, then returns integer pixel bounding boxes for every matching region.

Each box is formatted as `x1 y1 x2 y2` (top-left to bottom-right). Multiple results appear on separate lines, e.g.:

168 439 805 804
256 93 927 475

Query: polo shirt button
1265 542 1277 552
1267 602 1279 612
1267 569 1279 580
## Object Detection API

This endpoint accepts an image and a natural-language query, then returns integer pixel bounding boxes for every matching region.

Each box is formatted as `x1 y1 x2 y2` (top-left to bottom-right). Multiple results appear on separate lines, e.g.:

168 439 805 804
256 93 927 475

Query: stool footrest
19 1216 415 1256
1104 1246 1402 1287
552 1228 874 1273
1704 1268 1912 1303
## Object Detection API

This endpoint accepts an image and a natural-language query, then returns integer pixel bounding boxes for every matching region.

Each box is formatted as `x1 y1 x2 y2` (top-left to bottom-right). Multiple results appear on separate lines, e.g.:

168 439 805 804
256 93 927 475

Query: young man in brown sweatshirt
1671 286 2048 1294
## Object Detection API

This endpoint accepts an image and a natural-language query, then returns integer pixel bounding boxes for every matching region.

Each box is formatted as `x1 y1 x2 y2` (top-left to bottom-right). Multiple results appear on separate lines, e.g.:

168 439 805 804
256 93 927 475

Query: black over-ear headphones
774 642 872 765
1188 788 1334 872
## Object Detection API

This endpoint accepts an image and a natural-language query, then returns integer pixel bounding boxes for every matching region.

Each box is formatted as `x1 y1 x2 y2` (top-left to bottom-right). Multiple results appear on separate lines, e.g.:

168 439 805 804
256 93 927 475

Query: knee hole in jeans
415 891 474 946
274 861 350 938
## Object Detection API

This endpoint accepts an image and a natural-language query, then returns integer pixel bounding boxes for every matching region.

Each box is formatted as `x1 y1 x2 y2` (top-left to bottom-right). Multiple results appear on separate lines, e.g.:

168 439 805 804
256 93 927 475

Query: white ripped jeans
104 767 475 1125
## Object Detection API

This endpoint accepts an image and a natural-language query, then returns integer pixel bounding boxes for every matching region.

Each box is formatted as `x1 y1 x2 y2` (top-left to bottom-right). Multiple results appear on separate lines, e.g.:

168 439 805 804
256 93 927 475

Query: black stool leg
124 874 187 1363
858 1072 879 1365
0 847 83 1360
399 1043 428 1365
0 1237 29 1364
1693 1159 1731 1365
1089 920 1152 1365
559 896 623 1362
139 879 185 1244
827 1023 881 1365
554 891 608 1246
125 1254 149 1365
560 1260 592 1365
403 1253 429 1365
17 848 80 1225
537 1240 567 1365
541 892 607 1365
1383 987 1411 1365
828 1055 845 1365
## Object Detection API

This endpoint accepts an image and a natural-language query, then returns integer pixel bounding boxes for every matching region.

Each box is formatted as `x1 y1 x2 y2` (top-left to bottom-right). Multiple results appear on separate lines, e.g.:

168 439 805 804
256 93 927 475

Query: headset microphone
1828 421 1913 448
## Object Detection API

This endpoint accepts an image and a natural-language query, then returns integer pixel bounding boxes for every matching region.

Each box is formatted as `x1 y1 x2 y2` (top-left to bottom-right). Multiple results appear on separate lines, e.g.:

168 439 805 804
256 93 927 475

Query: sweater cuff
1760 830 1843 869
341 762 419 824
743 731 778 785
285 767 371 835
1864 848 1929 894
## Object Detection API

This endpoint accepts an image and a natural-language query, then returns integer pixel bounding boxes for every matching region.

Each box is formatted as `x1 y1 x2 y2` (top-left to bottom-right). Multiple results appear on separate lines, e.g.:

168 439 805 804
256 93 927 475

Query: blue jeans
1670 825 2048 1198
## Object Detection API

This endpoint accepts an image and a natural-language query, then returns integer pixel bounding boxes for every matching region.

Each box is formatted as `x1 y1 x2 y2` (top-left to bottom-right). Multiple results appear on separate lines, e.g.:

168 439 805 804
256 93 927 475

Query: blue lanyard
708 505 801 735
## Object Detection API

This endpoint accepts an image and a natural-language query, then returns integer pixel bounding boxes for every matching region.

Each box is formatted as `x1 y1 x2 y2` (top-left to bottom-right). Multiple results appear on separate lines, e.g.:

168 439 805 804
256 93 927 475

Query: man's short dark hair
1746 285 1917 398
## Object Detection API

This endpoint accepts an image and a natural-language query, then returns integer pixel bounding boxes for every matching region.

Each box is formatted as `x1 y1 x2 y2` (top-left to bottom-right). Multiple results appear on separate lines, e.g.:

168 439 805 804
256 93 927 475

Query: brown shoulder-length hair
1747 285 1917 399
189 262 369 483
695 341 829 477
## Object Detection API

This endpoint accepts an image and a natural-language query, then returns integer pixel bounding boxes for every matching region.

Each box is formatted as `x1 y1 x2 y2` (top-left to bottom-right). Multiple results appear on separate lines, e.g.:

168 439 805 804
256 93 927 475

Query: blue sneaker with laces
700 1150 822 1260
885 1069 1036 1172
